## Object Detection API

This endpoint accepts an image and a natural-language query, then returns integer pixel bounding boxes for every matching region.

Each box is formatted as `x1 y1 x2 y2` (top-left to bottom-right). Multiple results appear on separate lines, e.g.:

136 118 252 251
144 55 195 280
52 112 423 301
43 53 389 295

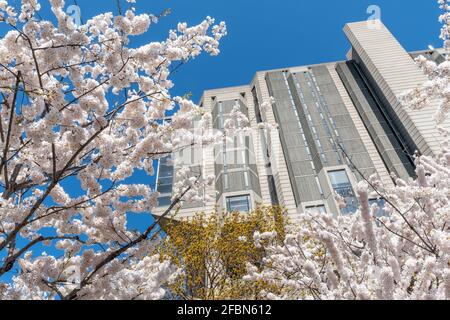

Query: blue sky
0 0 443 283
124 0 441 101
3 0 440 101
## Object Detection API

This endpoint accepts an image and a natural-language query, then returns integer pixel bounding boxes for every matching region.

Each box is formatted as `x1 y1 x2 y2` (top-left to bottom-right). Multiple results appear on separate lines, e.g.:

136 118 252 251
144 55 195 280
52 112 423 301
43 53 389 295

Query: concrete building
153 20 448 220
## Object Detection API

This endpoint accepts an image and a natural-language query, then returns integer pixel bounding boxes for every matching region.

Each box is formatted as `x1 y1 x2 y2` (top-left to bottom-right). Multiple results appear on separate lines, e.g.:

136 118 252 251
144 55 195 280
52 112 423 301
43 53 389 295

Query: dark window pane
369 199 387 217
226 195 251 213
159 165 173 177
158 196 172 207
268 175 279 205
305 205 327 214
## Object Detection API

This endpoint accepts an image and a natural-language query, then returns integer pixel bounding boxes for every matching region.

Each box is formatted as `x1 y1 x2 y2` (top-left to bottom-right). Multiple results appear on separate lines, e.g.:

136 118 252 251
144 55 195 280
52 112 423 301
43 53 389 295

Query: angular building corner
152 20 448 222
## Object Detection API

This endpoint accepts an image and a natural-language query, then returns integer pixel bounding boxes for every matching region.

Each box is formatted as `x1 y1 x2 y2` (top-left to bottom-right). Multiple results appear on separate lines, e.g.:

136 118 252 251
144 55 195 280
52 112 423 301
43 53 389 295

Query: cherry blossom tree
244 2 450 300
0 0 226 300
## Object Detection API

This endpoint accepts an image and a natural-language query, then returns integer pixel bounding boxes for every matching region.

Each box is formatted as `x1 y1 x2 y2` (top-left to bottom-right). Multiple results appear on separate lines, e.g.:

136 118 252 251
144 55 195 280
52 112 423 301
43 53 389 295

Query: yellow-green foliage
159 205 286 300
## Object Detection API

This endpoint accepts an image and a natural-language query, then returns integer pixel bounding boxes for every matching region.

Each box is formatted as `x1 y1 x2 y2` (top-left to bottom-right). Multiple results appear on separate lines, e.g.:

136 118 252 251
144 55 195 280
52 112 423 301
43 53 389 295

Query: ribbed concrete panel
344 20 449 157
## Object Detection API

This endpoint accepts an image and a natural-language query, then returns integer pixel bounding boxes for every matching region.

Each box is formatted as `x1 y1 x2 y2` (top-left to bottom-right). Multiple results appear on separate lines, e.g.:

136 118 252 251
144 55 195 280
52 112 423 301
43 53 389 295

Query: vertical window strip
305 70 346 165
284 72 313 167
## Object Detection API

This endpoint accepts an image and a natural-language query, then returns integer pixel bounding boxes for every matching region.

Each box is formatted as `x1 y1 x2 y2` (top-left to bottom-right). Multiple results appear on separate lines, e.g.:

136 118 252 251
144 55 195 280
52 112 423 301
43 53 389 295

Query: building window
226 195 251 213
157 184 172 194
315 176 324 196
156 156 174 207
328 169 358 215
305 205 327 214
